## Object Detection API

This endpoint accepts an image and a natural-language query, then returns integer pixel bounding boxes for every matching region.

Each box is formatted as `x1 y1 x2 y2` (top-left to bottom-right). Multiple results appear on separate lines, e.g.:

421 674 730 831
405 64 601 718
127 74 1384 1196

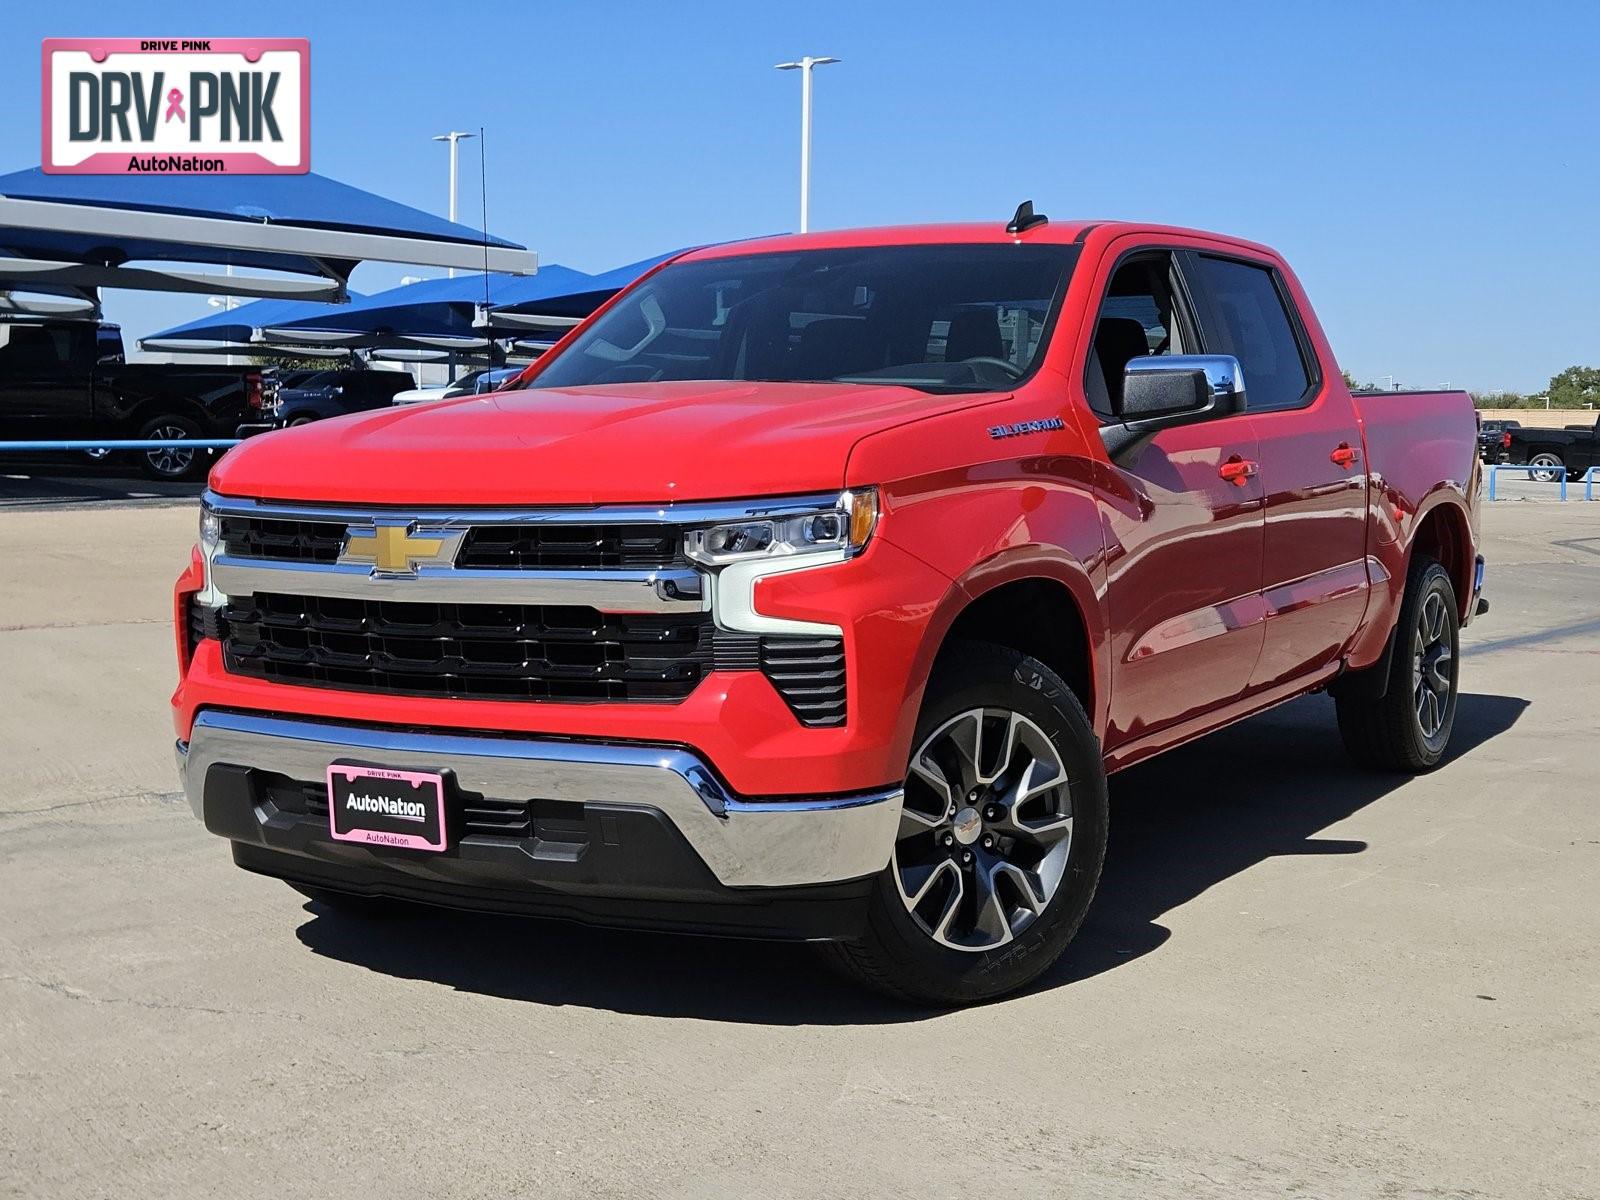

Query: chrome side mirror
1101 355 1247 459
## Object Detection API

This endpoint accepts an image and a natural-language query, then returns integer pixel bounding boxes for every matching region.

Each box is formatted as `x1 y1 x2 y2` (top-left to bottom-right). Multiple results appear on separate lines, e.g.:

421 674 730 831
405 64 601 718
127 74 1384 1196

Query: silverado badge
988 416 1065 439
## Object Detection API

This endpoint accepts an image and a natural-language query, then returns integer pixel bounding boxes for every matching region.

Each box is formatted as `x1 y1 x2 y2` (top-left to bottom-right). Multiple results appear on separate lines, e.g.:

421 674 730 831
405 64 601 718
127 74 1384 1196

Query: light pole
775 56 839 233
205 263 240 365
432 131 476 277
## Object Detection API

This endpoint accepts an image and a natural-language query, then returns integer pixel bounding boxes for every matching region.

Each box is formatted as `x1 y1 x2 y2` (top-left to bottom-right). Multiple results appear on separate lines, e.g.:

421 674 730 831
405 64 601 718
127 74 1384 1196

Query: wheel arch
920 555 1105 739
130 395 209 431
1409 496 1473 622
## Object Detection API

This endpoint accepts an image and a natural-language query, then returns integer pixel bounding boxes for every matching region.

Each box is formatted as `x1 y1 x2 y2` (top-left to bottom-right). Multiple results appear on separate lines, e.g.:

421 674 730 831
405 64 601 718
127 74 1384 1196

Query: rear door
1087 243 1266 746
0 322 95 438
1183 252 1369 689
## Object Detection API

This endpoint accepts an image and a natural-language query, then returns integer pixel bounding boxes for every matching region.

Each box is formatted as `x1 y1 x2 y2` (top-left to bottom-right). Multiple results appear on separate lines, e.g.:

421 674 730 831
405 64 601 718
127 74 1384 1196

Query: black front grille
760 636 847 727
220 515 345 564
221 593 711 702
456 524 683 570
217 515 685 570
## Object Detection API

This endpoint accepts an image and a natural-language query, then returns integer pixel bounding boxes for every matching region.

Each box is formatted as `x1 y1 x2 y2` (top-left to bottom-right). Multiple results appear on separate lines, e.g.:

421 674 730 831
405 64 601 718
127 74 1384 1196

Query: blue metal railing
1486 462 1600 501
0 439 243 452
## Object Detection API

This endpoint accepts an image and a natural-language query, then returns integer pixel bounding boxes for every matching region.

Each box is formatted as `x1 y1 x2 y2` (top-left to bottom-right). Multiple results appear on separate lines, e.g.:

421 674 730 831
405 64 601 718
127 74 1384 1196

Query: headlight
196 502 227 605
684 488 878 567
199 503 221 553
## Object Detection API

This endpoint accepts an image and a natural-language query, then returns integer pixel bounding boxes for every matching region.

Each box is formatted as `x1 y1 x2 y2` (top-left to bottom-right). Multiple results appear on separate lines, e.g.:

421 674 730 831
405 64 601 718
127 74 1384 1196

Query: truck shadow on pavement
294 691 1527 1024
1048 690 1528 990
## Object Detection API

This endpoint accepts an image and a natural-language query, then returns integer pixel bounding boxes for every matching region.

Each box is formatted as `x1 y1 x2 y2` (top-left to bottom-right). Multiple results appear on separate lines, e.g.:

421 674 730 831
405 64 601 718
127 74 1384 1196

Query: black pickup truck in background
1506 415 1600 482
0 321 274 480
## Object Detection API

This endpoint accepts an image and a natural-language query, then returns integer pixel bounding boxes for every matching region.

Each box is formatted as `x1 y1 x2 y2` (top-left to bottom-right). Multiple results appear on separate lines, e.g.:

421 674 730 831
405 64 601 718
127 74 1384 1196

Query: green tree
1470 390 1528 409
250 353 338 372
1545 366 1600 410
1341 368 1385 392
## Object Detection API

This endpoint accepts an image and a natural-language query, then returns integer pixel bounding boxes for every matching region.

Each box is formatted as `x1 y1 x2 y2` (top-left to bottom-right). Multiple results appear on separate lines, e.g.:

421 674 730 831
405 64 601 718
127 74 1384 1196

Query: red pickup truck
173 211 1485 1005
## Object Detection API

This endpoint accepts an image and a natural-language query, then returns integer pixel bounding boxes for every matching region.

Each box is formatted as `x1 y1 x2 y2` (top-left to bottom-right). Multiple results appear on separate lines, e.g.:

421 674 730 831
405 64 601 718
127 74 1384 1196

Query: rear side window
1188 255 1314 412
0 323 88 374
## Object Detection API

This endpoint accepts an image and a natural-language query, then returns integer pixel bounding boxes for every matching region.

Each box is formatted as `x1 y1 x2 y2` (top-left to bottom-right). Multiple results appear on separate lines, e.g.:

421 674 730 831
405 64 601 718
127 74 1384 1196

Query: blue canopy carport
481 250 683 334
256 264 600 354
0 166 536 314
138 294 368 359
0 165 537 465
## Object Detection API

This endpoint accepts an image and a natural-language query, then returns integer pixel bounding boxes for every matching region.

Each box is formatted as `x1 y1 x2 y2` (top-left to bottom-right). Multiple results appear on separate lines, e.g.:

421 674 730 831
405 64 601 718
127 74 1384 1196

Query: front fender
873 468 1110 743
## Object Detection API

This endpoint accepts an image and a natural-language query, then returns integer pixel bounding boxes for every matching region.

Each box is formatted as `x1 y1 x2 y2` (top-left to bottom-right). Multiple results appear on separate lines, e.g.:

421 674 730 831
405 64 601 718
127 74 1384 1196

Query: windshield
444 369 487 395
479 368 520 391
526 244 1078 394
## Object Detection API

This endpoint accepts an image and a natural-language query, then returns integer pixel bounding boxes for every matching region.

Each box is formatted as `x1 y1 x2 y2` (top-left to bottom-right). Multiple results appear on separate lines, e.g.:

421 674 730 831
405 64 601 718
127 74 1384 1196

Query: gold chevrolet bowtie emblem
341 524 452 574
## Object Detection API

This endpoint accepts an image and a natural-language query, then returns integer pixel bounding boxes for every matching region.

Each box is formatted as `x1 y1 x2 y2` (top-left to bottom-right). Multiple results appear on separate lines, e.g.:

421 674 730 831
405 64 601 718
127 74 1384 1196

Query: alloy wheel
1412 590 1454 741
894 708 1073 952
1528 453 1564 484
144 425 196 478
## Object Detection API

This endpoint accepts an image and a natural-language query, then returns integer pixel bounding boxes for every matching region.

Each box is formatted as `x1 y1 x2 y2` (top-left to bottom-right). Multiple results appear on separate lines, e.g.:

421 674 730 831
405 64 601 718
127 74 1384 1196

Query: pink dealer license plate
43 38 311 175
327 764 447 853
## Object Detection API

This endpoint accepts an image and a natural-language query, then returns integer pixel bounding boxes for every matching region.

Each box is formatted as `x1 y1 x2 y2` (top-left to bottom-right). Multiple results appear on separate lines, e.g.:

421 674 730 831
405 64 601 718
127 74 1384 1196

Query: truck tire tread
823 641 1108 1007
1335 555 1457 773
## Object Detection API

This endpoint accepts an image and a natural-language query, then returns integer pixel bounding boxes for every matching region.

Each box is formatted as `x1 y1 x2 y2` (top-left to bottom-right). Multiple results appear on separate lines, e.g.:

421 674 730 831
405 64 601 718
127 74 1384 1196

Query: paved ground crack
0 790 185 818
2 974 304 1022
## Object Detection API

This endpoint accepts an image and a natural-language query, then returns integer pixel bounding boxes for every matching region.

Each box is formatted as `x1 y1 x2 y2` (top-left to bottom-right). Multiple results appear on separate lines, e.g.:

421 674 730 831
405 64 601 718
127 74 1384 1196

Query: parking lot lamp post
775 57 840 233
431 131 477 278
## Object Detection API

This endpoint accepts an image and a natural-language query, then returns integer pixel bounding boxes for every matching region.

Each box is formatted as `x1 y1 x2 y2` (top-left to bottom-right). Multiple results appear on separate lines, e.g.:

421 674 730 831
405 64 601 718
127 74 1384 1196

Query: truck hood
212 380 989 505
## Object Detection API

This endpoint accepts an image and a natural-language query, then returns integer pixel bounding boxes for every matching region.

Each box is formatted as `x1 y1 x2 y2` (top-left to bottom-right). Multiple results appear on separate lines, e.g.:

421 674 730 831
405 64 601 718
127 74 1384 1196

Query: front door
1087 247 1266 748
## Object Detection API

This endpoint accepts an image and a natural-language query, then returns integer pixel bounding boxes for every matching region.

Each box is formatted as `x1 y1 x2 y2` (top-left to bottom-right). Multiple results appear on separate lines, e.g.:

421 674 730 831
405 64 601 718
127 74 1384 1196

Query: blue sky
3 0 1595 392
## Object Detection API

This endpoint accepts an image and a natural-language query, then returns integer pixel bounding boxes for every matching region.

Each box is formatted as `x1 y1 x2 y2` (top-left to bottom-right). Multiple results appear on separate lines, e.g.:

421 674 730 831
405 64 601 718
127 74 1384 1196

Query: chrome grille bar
209 556 705 612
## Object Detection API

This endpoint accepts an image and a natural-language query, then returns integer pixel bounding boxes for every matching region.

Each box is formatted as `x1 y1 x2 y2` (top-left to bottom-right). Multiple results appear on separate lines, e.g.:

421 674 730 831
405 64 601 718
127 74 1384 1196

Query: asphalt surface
0 459 204 510
1 495 1596 1199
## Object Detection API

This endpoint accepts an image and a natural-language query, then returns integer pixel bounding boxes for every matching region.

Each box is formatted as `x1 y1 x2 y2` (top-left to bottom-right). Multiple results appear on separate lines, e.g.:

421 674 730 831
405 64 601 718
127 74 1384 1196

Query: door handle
1331 443 1361 468
1219 455 1258 486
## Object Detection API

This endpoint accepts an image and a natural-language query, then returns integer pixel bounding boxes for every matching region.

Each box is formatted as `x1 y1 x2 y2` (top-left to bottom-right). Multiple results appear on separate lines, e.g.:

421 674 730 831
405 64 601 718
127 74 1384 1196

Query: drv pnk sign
42 39 309 174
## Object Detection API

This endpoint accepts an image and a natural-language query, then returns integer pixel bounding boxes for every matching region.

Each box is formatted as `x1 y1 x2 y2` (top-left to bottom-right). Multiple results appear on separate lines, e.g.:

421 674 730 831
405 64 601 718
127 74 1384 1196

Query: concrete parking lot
1 490 1595 1199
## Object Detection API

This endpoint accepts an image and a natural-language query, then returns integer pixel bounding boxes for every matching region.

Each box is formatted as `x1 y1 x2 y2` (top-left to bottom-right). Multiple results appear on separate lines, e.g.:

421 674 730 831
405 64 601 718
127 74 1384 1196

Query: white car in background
391 366 522 406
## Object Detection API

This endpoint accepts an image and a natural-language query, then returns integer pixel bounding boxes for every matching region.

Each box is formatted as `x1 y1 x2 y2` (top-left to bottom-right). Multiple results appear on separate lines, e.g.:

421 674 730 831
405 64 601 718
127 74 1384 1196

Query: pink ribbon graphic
164 88 185 123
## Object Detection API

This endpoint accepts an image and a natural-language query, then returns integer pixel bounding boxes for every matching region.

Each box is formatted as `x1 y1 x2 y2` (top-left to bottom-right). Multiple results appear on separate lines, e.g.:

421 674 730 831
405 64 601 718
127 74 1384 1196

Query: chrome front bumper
177 710 901 889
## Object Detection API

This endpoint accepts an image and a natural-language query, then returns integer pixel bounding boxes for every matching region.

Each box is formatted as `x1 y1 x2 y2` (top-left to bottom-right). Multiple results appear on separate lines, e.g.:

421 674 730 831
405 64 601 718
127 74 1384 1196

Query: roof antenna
1006 200 1048 234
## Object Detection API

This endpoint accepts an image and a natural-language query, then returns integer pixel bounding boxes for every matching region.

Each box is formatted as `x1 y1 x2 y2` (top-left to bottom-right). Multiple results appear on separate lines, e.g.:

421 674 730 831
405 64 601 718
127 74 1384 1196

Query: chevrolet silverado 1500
173 212 1485 1004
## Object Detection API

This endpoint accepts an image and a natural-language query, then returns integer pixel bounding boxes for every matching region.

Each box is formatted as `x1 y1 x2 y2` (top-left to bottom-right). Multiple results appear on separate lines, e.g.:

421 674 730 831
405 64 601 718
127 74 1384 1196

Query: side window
0 324 82 375
1187 255 1314 413
1084 252 1193 420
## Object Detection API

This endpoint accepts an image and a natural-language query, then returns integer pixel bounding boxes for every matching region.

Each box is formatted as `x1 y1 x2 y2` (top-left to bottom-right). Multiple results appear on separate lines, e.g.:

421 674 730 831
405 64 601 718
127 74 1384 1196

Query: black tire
136 413 208 482
1335 556 1459 772
287 882 405 918
287 414 317 427
826 642 1109 1007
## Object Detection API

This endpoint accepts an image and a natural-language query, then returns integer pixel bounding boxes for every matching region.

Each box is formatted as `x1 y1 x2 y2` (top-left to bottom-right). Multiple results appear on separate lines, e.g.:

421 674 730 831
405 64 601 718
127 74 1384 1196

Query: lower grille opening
761 636 847 728
187 596 227 662
276 777 535 842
